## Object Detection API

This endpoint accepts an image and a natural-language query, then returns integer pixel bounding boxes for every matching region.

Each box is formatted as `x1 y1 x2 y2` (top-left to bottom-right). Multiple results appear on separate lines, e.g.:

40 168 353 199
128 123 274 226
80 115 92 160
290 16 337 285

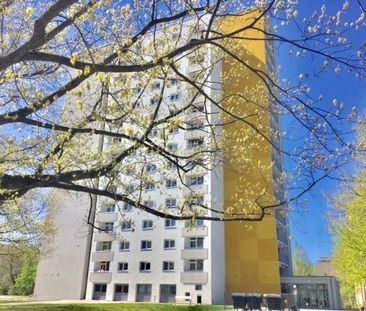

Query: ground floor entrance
159 284 176 303
92 284 106 300
136 284 152 302
114 284 128 301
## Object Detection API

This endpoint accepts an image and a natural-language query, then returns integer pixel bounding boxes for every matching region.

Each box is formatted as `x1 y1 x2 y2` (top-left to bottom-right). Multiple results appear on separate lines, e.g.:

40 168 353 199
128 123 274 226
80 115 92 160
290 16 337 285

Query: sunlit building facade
35 9 291 304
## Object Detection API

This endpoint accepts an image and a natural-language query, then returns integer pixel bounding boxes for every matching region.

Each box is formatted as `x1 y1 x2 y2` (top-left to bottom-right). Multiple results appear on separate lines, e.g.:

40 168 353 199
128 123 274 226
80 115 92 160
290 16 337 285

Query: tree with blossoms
0 0 365 235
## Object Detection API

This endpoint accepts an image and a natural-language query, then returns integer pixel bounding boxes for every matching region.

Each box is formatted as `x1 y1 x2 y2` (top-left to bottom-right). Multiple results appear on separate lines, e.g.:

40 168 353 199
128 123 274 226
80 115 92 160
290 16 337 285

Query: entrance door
160 285 176 303
114 284 128 301
197 294 202 304
93 284 107 300
136 284 152 302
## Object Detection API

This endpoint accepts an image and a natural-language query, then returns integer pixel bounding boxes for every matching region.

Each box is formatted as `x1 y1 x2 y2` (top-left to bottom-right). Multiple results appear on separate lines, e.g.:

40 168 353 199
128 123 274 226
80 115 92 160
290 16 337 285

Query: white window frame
120 241 130 251
189 237 204 249
146 163 157 173
170 94 180 101
164 239 175 249
190 176 204 186
165 198 177 209
142 220 153 230
141 240 152 250
121 220 132 231
101 241 112 251
139 261 151 272
166 179 177 189
145 182 155 191
165 219 176 229
163 261 175 271
123 203 133 212
118 262 128 272
143 200 155 209
189 259 203 271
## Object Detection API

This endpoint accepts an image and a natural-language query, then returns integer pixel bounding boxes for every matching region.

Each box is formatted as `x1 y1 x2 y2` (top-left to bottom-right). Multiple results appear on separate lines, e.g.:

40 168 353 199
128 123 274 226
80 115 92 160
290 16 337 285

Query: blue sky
277 1 366 263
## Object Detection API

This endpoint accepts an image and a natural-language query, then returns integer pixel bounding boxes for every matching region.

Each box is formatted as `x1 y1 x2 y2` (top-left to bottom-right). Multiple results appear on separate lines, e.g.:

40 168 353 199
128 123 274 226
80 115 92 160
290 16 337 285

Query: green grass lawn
0 303 226 311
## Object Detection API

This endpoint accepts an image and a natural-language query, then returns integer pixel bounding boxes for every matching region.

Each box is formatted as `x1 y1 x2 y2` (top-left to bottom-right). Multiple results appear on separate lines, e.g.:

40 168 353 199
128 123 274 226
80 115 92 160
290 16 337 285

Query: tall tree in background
0 0 365 231
332 125 366 307
292 246 315 276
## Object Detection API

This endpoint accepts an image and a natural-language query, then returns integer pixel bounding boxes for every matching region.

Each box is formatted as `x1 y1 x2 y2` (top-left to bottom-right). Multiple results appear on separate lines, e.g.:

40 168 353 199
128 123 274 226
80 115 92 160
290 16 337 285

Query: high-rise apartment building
34 8 292 305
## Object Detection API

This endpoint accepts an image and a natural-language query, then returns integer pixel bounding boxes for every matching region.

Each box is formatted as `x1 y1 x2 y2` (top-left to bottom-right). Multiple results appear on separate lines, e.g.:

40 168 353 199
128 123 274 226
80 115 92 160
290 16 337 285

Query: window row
94 261 176 272
99 217 205 234
97 237 204 252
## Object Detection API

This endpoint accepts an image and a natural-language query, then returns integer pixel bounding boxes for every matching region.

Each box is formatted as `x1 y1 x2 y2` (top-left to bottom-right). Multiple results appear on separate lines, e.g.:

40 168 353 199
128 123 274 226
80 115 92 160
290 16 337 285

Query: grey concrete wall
33 190 93 300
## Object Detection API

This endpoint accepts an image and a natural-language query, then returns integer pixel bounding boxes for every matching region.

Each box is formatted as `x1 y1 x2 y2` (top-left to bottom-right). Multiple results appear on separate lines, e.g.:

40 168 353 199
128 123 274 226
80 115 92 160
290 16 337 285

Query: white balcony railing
181 248 208 260
89 272 112 283
96 212 117 223
182 226 208 237
180 272 208 284
93 232 114 242
91 251 114 262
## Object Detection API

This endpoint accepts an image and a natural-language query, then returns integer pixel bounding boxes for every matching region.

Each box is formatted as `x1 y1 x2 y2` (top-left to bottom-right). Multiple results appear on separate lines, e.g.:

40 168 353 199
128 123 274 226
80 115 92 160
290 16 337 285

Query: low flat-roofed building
281 276 342 310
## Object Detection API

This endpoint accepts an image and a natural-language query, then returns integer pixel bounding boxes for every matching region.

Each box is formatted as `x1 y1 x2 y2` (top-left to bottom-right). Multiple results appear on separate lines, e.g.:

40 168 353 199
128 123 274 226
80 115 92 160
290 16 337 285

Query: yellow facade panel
221 9 280 295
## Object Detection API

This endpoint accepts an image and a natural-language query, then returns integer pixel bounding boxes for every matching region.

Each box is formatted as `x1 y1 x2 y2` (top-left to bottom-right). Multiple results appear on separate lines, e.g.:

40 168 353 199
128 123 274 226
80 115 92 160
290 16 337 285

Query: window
139 261 151 272
164 239 175 249
190 196 204 205
190 237 204 248
126 185 135 194
146 163 157 173
145 182 155 191
115 284 128 294
134 87 142 95
100 261 110 272
166 162 175 170
195 285 202 291
102 222 114 232
121 220 132 231
169 127 179 134
95 284 107 292
163 261 175 271
187 138 204 149
142 220 153 230
189 259 203 271
123 203 133 212
150 98 160 105
118 262 128 272
150 129 159 137
153 82 160 90
120 241 130 251
166 179 177 189
141 240 152 250
105 204 115 212
190 176 204 186
143 200 155 209
165 198 177 209
170 94 180 101
167 143 178 151
192 105 204 113
170 79 178 86
101 241 112 251
196 219 204 226
165 219 176 228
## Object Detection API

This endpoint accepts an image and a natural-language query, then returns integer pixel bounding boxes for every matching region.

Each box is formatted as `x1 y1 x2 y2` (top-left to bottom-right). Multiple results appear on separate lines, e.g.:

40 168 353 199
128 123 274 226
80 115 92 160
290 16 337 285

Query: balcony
93 232 114 242
183 184 208 196
96 212 117 223
180 272 208 284
182 226 208 237
89 272 112 283
91 251 114 262
184 130 205 141
181 248 208 260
